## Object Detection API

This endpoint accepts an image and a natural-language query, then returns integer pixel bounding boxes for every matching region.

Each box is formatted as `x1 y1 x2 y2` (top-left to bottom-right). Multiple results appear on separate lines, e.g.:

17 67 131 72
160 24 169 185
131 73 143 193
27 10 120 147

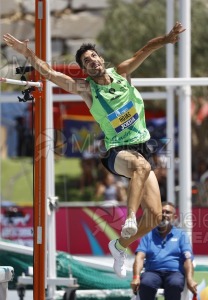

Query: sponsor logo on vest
119 112 131 123
121 116 136 130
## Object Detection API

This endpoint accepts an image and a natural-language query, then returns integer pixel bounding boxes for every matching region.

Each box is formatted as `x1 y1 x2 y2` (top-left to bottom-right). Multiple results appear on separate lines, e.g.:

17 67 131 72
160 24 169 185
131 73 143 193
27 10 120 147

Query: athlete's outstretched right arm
3 33 85 94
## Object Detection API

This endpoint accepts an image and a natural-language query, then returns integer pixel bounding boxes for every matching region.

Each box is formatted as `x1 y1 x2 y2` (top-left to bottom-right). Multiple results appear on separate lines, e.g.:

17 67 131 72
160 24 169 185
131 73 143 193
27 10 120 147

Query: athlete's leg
114 149 151 219
108 151 161 277
118 170 162 248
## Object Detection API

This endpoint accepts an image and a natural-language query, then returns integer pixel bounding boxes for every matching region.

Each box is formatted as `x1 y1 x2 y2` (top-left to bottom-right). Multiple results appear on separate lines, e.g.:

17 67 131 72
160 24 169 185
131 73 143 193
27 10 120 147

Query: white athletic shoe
108 239 127 278
121 212 137 239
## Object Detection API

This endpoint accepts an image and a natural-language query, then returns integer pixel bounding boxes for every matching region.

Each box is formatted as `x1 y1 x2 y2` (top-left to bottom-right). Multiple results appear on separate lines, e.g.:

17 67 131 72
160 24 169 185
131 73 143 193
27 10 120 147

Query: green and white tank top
86 68 150 150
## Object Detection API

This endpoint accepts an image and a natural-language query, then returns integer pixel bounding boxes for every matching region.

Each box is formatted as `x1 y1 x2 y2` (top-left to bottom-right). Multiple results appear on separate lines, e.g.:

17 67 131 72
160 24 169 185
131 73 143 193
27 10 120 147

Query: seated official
131 202 198 300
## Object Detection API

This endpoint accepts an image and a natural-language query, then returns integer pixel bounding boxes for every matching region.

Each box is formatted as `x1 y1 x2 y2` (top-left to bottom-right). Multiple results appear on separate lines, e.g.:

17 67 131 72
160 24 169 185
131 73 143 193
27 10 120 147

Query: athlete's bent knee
132 159 151 180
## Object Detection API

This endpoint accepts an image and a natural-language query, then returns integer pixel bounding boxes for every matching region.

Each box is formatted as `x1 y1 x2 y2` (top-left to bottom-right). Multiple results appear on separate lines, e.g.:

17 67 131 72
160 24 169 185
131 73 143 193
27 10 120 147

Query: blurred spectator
195 97 208 125
153 154 167 202
79 150 98 193
197 177 208 207
95 170 127 205
192 158 208 182
196 166 208 207
200 169 208 183
15 116 27 156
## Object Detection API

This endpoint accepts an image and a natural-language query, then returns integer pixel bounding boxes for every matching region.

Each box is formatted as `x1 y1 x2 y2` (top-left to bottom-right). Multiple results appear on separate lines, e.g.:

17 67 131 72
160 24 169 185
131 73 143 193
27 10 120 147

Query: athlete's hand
165 22 186 44
3 33 29 57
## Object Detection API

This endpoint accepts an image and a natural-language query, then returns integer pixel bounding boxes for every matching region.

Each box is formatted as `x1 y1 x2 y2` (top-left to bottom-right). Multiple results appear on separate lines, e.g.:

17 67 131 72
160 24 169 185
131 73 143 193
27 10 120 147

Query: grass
0 157 91 206
1 157 34 206
194 271 207 284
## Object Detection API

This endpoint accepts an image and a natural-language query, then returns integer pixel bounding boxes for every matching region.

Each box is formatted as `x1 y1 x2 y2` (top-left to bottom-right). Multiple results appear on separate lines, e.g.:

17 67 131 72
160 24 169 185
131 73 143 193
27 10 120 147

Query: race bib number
107 101 139 133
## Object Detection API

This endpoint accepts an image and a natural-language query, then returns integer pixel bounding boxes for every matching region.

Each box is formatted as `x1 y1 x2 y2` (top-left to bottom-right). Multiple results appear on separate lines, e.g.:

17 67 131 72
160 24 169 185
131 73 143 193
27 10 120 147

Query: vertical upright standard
166 0 175 204
178 0 192 238
34 1 47 299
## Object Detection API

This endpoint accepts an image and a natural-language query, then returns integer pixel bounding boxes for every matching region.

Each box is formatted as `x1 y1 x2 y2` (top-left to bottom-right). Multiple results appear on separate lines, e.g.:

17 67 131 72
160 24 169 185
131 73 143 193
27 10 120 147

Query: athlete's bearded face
81 50 106 77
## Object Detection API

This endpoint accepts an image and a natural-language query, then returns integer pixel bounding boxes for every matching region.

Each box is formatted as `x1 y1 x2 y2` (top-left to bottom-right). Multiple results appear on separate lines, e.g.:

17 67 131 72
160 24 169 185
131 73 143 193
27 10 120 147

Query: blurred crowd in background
77 94 208 207
0 93 207 207
79 142 208 208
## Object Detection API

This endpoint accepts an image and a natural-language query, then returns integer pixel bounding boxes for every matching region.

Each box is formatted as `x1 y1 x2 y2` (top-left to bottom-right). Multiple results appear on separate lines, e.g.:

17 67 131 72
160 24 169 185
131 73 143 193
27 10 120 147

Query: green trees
191 0 208 77
97 0 208 180
98 0 166 77
97 0 208 78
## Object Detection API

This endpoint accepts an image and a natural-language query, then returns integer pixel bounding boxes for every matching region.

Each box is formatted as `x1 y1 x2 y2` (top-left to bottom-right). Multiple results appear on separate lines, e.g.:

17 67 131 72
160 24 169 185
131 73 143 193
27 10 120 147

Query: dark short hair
75 43 99 68
162 201 176 208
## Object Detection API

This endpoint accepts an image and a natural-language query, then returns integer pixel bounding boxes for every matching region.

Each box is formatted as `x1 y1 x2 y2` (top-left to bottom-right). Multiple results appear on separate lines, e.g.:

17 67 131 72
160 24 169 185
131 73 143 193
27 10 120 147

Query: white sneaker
121 212 137 239
108 239 127 278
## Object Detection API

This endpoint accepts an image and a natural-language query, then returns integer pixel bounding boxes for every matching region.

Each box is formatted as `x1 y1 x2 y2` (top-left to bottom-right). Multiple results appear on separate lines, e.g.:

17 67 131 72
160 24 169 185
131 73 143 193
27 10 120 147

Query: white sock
115 240 126 252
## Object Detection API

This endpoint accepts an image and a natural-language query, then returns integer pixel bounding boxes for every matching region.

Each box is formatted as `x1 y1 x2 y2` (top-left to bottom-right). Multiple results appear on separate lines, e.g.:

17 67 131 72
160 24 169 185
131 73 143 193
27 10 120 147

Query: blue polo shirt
135 226 193 274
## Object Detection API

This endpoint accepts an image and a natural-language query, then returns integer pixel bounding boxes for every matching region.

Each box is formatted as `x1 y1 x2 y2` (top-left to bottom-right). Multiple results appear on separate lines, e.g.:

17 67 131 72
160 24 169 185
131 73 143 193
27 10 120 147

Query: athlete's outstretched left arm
116 22 185 76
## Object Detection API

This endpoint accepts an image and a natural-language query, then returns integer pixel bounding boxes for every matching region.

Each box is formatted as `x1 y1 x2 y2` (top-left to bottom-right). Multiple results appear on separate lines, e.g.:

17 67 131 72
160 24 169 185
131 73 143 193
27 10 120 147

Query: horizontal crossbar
0 77 42 88
131 77 208 86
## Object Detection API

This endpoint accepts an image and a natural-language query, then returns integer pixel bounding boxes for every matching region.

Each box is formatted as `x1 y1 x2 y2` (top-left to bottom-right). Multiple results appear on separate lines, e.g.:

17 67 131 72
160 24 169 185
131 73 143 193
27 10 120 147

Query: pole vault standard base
17 276 79 300
0 267 14 300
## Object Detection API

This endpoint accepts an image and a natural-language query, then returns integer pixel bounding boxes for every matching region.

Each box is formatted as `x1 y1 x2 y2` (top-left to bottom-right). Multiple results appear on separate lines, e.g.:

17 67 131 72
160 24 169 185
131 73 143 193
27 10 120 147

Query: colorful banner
0 206 33 247
0 206 208 255
63 116 102 157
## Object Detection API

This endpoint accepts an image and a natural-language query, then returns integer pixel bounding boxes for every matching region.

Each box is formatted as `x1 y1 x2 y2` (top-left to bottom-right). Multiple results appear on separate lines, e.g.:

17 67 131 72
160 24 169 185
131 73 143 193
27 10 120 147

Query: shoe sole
121 226 137 239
